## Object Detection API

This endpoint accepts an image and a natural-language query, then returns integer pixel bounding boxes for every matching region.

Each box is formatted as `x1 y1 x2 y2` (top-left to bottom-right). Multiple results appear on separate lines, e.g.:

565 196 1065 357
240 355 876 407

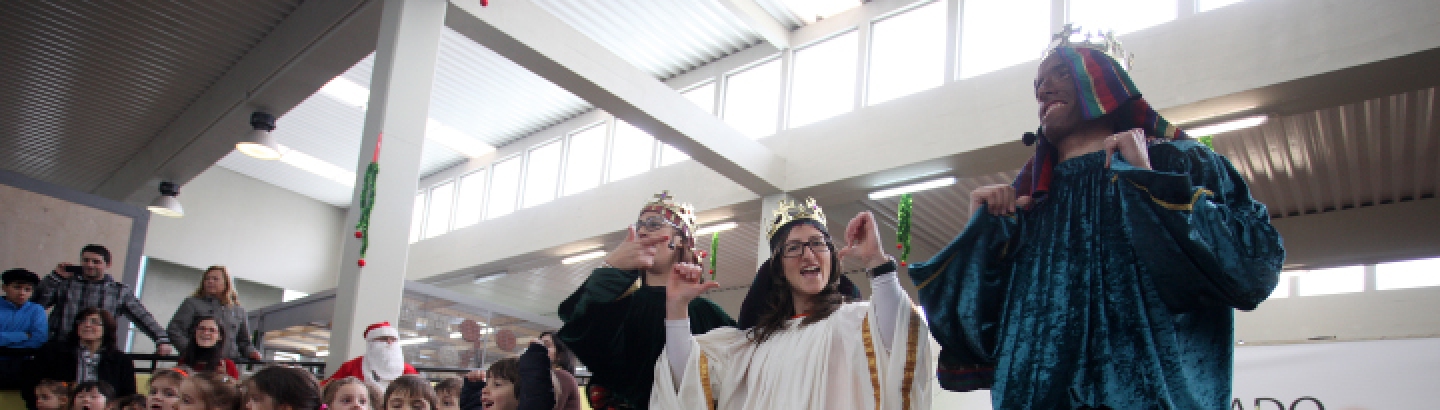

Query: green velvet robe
909 141 1284 409
558 267 735 409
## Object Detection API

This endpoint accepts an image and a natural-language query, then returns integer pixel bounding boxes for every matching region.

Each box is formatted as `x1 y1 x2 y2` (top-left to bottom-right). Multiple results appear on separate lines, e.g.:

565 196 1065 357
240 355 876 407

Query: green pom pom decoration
709 232 719 281
1198 135 1215 150
355 162 380 260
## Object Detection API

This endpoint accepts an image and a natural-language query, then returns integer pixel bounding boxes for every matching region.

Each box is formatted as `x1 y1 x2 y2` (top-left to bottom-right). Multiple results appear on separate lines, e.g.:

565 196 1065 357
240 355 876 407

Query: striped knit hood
1014 47 1188 201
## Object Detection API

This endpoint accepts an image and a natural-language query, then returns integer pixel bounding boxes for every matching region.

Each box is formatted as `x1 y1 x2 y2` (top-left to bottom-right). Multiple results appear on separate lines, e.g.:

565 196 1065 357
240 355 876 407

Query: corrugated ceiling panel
0 0 302 192
533 0 762 78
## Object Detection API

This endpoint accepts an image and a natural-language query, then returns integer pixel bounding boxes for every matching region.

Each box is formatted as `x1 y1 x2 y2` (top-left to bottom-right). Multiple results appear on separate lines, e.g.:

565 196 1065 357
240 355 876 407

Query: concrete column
325 0 446 374
756 193 793 270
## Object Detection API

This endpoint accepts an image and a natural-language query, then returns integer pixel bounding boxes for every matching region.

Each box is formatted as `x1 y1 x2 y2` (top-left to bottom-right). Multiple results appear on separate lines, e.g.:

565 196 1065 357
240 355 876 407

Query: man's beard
363 341 405 381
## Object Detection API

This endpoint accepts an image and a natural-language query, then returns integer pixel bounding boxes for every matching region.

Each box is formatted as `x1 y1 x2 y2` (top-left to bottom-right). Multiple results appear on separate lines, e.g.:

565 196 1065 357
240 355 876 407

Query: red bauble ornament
354 231 364 239
900 261 907 267
896 243 903 249
709 270 715 275
357 259 366 267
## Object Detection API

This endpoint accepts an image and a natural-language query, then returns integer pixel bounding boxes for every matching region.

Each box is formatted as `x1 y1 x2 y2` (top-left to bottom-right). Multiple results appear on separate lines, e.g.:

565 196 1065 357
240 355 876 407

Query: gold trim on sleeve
615 277 642 301
862 313 882 409
699 352 715 409
901 307 923 410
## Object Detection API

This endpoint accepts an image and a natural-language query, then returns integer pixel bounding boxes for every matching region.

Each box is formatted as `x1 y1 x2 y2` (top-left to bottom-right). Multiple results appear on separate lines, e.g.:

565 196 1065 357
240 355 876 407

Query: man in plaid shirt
33 244 173 355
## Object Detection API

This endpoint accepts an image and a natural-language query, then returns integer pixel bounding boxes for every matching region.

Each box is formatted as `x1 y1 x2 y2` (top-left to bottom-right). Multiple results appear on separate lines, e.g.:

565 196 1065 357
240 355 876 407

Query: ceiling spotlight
237 112 283 160
147 181 184 218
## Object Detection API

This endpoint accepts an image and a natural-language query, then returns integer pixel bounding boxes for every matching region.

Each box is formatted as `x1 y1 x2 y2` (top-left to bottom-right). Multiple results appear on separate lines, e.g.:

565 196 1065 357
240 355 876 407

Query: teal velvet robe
909 141 1284 409
557 267 735 409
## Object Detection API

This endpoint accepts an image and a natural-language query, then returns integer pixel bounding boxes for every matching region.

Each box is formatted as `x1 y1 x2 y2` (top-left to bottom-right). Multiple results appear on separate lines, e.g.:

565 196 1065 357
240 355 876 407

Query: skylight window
789 30 859 128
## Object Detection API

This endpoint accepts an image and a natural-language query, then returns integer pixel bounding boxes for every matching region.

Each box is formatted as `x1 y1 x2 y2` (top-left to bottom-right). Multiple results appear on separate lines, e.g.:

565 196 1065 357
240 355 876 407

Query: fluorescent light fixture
869 176 957 200
1186 115 1268 137
473 272 508 284
398 337 429 346
450 332 463 339
562 250 607 265
427 118 496 158
695 222 738 236
320 77 370 108
315 351 330 357
277 145 356 186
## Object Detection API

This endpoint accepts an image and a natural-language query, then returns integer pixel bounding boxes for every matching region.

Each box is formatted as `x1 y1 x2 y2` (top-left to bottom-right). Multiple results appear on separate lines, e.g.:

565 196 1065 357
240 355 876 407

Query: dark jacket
33 273 168 346
461 343 555 410
23 342 136 408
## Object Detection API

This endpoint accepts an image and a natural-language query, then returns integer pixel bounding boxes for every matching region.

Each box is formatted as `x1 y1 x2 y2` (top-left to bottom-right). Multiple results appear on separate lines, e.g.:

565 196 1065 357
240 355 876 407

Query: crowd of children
26 349 546 410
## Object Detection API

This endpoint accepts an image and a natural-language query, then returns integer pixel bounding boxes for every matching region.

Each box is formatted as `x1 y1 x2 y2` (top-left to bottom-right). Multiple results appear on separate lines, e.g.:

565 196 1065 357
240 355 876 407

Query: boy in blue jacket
0 268 48 388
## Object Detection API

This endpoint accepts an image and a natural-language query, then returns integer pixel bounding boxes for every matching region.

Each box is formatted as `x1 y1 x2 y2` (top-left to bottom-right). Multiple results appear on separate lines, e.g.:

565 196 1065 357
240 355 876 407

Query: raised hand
970 184 1033 216
603 225 670 271
1104 128 1151 170
53 263 73 279
665 262 719 320
837 211 890 270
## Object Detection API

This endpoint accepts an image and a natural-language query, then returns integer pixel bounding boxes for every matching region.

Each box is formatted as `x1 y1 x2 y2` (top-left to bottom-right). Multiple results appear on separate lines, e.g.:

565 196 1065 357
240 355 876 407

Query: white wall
145 166 345 292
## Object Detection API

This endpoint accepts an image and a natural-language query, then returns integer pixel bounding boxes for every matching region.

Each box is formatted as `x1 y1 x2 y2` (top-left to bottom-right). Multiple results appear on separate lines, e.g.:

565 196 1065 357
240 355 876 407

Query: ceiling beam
720 0 792 50
91 0 384 204
446 0 786 195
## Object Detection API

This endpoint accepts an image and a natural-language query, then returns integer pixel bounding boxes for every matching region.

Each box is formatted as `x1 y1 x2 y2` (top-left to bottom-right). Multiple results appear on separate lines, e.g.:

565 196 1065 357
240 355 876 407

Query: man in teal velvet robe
908 43 1285 409
557 192 735 410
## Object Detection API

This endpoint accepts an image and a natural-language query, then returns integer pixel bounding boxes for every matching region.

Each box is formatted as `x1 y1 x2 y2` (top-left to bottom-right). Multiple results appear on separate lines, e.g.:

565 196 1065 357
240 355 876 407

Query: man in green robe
908 33 1285 409
557 191 735 410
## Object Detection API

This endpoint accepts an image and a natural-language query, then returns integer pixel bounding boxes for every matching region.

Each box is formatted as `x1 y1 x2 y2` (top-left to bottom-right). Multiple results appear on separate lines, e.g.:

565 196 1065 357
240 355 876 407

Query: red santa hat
364 322 399 340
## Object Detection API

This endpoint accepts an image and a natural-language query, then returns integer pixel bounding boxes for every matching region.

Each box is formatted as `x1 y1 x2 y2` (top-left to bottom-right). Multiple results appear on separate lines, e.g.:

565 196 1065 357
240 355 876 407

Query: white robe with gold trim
652 282 934 410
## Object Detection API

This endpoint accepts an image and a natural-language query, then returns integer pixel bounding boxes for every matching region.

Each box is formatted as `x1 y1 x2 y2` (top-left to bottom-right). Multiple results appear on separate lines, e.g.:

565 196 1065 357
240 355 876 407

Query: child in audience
1 269 48 389
147 368 188 410
322 376 381 410
474 343 555 410
70 380 115 410
432 377 462 410
177 372 240 410
242 366 323 410
110 394 146 410
34 379 71 410
383 375 437 410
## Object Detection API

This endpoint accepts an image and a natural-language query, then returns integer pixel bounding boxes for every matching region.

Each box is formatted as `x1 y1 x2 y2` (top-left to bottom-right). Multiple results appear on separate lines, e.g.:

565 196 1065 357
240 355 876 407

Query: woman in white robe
653 198 935 410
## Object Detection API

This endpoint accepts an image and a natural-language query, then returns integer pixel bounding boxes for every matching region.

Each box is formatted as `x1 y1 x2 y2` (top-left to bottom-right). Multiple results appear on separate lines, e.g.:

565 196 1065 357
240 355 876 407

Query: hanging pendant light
237 112 283 160
147 181 184 218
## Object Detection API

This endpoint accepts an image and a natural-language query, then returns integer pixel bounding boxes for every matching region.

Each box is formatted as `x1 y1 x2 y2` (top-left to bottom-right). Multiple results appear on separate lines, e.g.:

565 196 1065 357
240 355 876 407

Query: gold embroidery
901 307 922 410
699 353 715 409
915 252 958 290
862 313 881 409
615 278 642 301
1124 178 1215 211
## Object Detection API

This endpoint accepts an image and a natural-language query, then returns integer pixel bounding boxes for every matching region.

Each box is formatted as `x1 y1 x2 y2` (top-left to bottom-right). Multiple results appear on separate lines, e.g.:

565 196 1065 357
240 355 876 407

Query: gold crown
1043 23 1134 70
641 190 697 236
766 197 827 240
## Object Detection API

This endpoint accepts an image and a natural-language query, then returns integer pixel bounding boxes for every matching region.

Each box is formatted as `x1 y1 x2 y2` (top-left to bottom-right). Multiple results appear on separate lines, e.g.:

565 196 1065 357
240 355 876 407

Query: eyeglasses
780 240 831 258
635 216 681 234
80 317 104 326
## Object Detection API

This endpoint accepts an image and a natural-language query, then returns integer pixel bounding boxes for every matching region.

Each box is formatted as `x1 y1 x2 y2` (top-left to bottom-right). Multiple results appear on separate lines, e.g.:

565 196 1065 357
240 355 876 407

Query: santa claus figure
325 322 418 388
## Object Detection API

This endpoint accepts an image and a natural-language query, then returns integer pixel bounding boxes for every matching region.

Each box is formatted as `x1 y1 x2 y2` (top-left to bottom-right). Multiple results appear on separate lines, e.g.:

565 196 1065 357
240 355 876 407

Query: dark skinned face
1035 54 1086 142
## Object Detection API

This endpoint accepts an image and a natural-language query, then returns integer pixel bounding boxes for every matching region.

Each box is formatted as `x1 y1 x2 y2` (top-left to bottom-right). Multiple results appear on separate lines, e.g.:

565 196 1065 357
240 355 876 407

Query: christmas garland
896 193 913 266
1198 135 1215 150
354 134 382 267
709 231 719 281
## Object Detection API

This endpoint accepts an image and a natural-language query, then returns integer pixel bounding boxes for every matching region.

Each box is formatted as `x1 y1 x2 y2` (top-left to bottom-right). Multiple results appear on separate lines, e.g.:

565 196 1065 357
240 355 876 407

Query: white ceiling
220 0 771 206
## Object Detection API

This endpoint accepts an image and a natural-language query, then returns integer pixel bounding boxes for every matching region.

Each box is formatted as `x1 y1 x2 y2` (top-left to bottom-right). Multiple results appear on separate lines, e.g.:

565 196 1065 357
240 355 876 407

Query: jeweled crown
765 197 827 240
641 190 697 237
1043 23 1134 70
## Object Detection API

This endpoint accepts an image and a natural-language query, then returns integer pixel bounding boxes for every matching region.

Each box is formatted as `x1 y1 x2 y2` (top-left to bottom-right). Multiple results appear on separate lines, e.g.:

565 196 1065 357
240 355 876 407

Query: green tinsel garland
896 193 913 266
709 232 719 281
355 162 379 262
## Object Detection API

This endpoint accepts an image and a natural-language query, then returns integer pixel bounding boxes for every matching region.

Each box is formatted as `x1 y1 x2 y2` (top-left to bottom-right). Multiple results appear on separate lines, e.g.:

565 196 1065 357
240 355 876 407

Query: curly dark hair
746 220 849 345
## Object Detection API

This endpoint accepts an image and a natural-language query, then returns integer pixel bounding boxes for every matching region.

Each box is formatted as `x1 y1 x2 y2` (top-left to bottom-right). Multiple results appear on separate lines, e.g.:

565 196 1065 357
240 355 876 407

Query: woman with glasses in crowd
26 308 138 407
